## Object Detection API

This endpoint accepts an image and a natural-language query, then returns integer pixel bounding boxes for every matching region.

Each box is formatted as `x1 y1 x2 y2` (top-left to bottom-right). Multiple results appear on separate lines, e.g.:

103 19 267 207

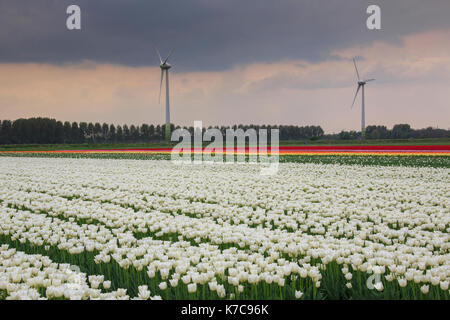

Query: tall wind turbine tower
157 49 173 142
350 58 375 140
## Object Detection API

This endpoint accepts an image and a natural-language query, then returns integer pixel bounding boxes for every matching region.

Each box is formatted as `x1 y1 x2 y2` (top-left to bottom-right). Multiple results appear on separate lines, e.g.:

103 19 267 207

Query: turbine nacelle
157 48 174 104
156 48 173 66
359 79 375 86
160 62 171 70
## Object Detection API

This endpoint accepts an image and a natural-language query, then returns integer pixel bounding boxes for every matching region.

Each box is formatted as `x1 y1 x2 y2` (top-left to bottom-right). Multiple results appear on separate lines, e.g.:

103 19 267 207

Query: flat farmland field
0 156 449 300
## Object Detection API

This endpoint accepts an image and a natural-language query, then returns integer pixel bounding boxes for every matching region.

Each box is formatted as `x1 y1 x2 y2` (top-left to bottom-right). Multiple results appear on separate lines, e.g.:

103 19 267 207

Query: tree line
0 118 324 144
0 118 447 145
336 124 449 140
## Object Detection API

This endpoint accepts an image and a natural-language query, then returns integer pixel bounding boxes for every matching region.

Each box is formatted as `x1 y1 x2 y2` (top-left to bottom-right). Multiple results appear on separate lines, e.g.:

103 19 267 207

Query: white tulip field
0 156 449 300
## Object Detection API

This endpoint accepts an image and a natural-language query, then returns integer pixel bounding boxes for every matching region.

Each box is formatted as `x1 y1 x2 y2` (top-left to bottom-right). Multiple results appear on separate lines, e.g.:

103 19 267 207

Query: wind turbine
350 58 375 140
157 48 173 142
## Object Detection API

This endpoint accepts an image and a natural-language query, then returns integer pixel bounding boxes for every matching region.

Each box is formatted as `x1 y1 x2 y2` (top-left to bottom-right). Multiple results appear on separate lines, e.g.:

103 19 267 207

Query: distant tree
392 124 412 139
94 123 102 143
140 124 150 141
102 123 109 142
365 125 377 139
339 130 359 140
55 121 64 143
87 123 95 143
130 125 139 142
123 125 130 142
411 127 449 139
71 122 80 143
339 131 349 140
0 120 11 144
109 124 116 142
41 118 55 143
376 125 389 139
149 124 155 141
314 126 324 138
116 125 123 142
155 125 162 140
79 122 88 143
366 125 389 139
63 121 72 143
10 119 21 144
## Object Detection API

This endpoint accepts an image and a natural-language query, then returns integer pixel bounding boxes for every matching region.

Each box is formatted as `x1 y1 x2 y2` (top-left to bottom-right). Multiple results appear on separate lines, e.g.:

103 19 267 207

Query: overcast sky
1 0 449 133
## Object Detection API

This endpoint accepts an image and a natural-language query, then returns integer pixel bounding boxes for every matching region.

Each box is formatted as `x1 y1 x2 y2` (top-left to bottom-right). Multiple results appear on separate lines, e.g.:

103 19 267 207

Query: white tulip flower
374 282 384 292
398 278 407 288
169 279 179 288
187 283 197 294
103 281 111 290
158 282 167 291
420 285 429 294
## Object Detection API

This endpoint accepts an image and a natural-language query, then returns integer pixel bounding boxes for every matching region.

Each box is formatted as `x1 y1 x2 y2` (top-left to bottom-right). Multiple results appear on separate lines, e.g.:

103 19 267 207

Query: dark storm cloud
1 0 450 71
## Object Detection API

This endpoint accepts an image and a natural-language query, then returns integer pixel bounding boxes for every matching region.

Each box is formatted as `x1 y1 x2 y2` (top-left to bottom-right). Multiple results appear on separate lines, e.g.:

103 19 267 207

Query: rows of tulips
0 157 448 300
1 152 449 168
0 244 160 300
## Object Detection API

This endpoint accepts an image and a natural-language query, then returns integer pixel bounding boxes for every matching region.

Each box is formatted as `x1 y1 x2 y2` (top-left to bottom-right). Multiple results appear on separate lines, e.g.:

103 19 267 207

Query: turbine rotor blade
159 69 164 104
164 48 174 64
351 84 362 109
364 78 375 82
156 48 163 64
353 58 361 81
